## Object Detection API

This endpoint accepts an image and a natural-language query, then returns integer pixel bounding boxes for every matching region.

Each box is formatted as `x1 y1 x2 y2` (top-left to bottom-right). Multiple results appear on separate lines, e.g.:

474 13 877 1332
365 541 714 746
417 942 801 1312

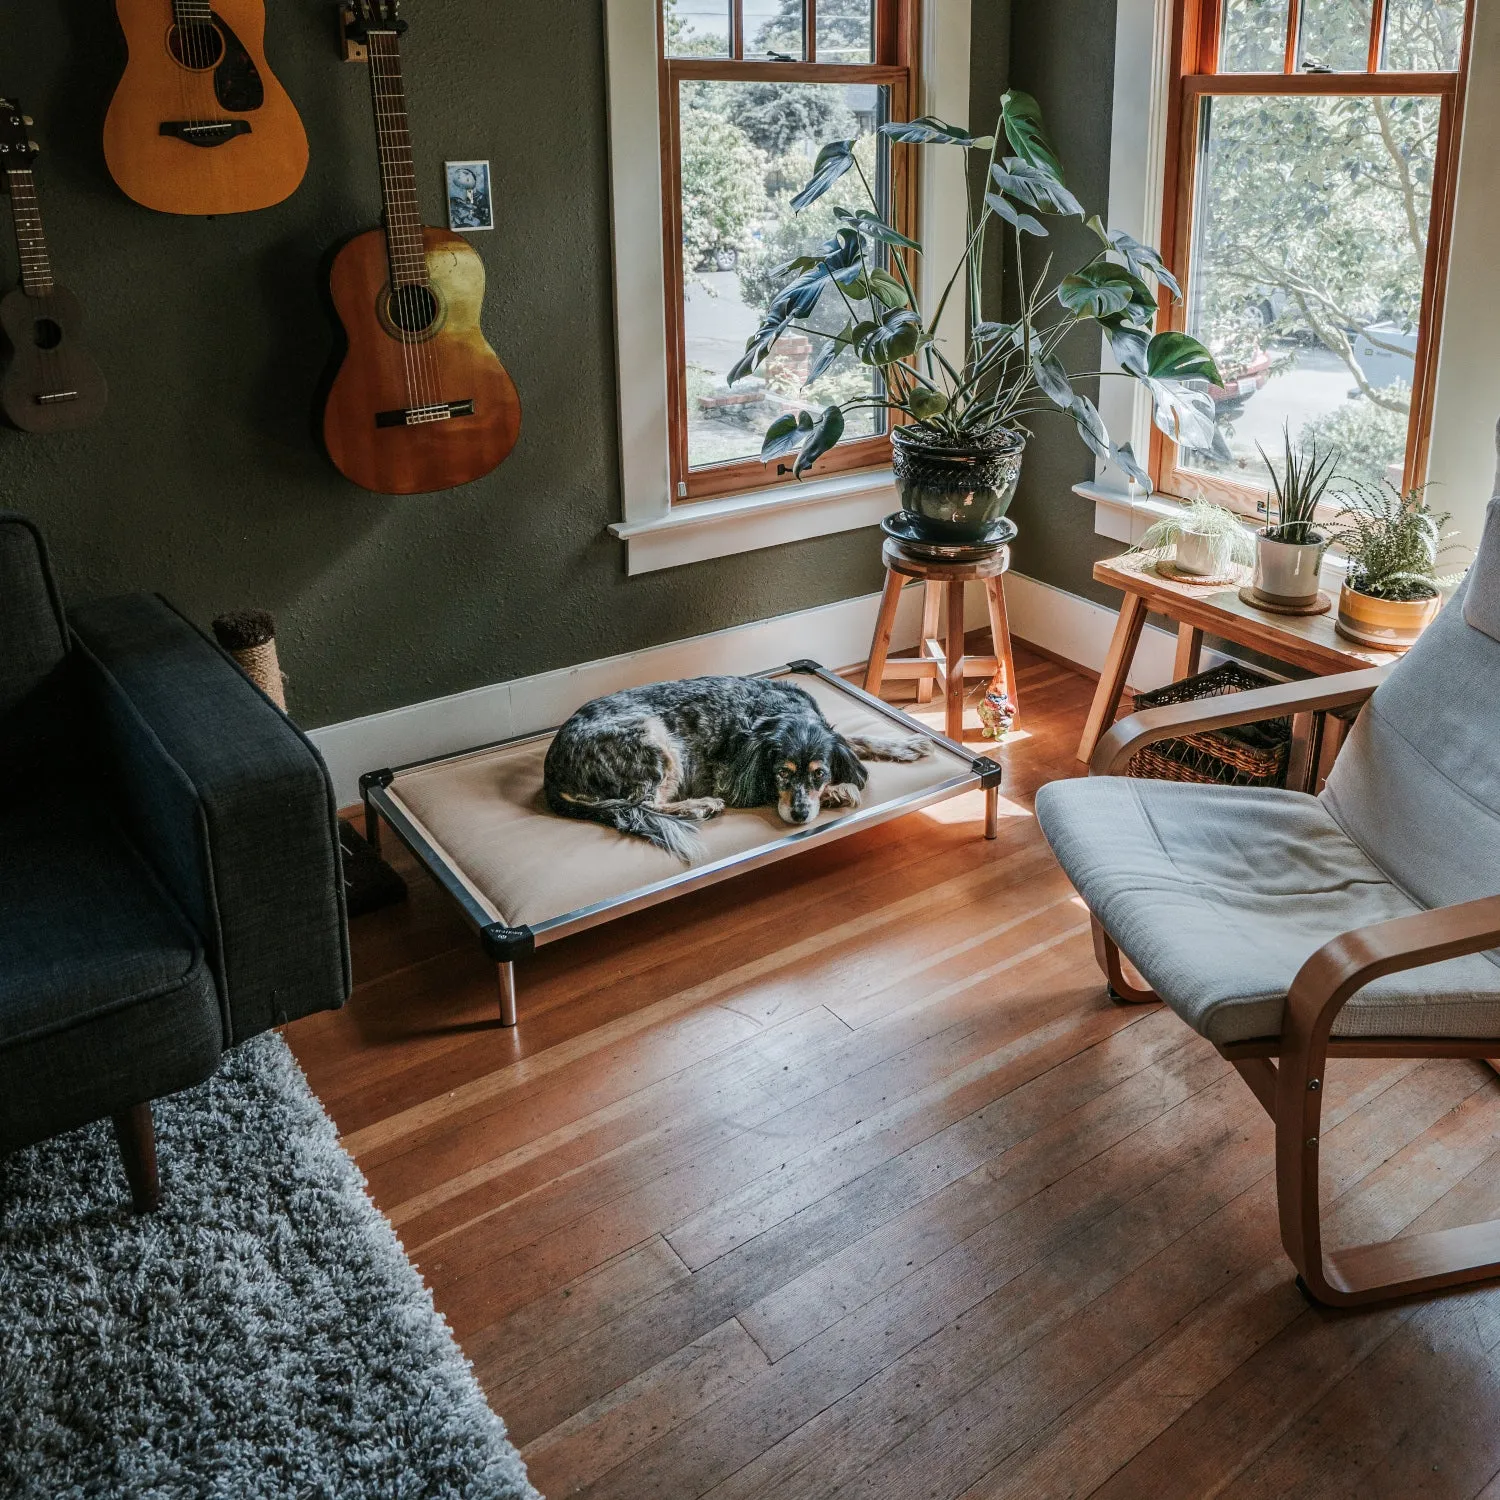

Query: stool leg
945 576 966 743
983 575 1019 727
916 581 942 704
863 569 906 697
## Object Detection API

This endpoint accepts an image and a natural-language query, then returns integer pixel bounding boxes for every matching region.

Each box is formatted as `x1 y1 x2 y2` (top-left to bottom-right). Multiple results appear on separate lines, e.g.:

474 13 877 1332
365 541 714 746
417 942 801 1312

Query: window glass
664 0 732 58
1220 0 1290 71
1382 0 1465 70
743 0 805 58
816 0 876 64
1181 93 1438 495
1296 0 1375 70
679 80 889 472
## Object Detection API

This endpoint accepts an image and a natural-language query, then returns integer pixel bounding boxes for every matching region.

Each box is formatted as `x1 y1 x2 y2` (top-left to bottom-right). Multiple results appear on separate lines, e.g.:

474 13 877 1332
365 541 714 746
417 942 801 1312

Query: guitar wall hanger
340 2 408 62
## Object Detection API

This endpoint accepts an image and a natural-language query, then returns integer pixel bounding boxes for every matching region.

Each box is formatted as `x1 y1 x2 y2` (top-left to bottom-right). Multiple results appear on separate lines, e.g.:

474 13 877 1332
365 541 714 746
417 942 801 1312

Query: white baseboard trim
310 571 1198 804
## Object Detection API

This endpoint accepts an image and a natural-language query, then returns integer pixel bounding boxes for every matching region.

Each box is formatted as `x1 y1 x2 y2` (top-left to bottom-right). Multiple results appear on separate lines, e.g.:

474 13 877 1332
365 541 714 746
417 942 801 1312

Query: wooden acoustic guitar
321 1 520 495
104 0 308 215
0 103 107 433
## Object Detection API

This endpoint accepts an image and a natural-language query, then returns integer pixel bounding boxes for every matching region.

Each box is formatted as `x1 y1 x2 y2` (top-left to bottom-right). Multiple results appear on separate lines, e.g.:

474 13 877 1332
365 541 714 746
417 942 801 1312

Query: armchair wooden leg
112 1102 161 1214
1091 917 1159 1005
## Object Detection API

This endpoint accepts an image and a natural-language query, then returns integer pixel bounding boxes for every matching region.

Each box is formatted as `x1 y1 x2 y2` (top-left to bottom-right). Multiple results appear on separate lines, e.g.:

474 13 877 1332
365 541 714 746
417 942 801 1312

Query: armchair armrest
70 594 350 1045
1089 666 1389 777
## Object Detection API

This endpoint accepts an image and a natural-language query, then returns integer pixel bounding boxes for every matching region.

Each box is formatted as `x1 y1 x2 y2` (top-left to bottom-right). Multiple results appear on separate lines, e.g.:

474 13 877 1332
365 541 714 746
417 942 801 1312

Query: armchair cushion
1035 776 1500 1045
0 793 221 1152
0 513 75 781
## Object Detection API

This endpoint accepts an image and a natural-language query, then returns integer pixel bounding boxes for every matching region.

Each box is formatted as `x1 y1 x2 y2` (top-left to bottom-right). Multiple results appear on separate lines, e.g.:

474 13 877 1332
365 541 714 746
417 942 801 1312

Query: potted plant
1129 497 1254 578
1250 428 1336 608
727 92 1225 544
1329 481 1462 650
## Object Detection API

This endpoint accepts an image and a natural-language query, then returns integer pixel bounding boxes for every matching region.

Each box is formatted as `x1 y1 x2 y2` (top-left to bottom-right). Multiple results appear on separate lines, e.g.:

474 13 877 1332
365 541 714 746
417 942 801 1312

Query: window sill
609 467 899 575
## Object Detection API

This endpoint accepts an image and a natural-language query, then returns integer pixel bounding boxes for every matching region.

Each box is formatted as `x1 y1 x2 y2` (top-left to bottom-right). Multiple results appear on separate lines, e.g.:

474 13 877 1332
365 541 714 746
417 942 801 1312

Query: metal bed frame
359 661 1003 1025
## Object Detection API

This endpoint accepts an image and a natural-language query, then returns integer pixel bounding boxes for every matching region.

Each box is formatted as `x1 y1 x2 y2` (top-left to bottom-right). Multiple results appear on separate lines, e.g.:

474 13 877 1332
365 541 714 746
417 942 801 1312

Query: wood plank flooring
284 645 1500 1499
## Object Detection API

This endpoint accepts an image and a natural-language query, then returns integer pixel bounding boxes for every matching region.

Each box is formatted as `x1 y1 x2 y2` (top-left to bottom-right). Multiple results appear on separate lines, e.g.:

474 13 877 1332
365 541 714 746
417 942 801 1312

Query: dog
542 676 932 862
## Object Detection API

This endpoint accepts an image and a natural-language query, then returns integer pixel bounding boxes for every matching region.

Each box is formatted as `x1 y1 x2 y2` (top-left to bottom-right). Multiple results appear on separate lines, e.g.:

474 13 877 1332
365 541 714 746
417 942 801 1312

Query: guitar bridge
36 391 79 405
159 120 252 147
375 399 476 428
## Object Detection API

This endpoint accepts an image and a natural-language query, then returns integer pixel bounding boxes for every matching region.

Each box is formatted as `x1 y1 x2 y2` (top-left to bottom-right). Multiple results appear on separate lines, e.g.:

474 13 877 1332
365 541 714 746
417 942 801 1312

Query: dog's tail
550 794 703 864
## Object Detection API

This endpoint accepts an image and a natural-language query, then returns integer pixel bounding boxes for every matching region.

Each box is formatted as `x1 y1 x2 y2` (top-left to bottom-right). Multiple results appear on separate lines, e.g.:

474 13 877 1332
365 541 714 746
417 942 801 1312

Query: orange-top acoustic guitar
104 0 308 215
321 1 519 495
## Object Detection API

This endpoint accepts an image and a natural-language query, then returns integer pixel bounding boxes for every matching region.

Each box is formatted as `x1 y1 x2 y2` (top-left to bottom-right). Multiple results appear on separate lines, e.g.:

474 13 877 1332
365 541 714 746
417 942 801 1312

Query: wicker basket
1125 662 1290 788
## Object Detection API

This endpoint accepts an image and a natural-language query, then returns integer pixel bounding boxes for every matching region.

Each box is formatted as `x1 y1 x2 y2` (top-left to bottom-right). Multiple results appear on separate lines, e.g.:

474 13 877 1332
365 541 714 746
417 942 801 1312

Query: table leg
917 581 942 704
863 568 905 696
946 575 967 743
1173 622 1204 680
983 575 1019 725
1077 591 1148 766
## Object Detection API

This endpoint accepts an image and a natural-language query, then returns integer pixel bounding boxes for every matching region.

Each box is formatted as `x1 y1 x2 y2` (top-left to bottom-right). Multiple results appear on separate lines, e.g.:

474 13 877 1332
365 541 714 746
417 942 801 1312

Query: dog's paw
893 736 934 762
847 733 933 763
822 782 863 809
663 797 725 820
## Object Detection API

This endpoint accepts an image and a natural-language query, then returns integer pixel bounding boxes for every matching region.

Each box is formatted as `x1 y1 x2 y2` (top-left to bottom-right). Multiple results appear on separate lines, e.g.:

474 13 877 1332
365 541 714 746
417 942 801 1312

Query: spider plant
1257 426 1338 544
1129 497 1255 573
1329 481 1463 601
731 90 1225 483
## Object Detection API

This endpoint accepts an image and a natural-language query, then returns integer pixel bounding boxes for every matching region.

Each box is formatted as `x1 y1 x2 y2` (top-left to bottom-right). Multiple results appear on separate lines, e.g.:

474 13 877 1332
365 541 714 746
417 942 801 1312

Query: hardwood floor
284 645 1500 1499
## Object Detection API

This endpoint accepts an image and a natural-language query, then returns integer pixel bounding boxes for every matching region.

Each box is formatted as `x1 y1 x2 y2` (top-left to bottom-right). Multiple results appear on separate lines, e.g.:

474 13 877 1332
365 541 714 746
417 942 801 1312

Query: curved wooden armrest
1089 666 1389 777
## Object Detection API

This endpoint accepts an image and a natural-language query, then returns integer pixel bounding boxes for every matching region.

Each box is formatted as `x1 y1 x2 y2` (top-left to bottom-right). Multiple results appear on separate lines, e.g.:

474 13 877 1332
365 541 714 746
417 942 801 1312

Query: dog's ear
726 717 781 805
829 734 868 789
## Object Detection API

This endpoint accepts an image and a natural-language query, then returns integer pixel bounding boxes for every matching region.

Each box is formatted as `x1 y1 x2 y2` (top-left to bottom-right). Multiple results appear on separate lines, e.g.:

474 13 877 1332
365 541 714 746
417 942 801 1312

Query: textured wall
0 0 887 728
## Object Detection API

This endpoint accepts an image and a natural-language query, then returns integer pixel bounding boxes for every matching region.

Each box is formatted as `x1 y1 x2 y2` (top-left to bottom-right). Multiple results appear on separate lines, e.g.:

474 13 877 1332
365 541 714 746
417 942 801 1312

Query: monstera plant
730 90 1226 543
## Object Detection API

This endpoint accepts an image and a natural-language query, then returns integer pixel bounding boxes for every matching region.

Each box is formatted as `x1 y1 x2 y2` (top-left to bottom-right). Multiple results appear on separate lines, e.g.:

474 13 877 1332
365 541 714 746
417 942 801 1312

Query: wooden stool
863 537 1019 743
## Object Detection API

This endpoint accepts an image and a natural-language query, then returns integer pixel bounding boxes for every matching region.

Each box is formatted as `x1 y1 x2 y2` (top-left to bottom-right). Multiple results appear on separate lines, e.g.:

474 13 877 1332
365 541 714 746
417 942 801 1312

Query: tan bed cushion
388 673 977 930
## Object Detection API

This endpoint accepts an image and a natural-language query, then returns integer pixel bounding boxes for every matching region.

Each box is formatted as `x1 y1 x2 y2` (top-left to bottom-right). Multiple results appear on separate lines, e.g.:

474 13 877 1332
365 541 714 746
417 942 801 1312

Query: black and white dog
543 676 931 862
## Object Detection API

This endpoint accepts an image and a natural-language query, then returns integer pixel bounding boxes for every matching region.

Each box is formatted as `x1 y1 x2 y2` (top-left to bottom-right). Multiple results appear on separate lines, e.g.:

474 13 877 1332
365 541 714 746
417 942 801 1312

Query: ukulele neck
7 169 54 298
365 28 428 291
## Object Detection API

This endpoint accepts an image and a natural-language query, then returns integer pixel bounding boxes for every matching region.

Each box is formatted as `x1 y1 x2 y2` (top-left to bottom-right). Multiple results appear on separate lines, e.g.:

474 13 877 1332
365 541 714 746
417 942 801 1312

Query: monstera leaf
990 159 1082 219
791 140 857 211
880 116 993 148
1057 263 1157 323
1146 330 1223 386
794 405 845 477
984 192 1047 238
1000 90 1066 180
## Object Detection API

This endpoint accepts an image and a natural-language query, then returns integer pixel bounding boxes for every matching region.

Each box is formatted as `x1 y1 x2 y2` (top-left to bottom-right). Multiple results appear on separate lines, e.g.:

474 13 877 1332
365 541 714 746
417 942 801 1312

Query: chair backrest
0 513 74 776
1321 442 1500 920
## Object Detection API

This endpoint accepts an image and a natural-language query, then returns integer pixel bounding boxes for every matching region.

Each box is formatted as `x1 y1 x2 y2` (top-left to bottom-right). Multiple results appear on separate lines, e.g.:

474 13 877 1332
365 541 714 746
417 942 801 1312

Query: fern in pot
1129 497 1254 578
1329 481 1462 650
1250 428 1336 608
729 91 1225 545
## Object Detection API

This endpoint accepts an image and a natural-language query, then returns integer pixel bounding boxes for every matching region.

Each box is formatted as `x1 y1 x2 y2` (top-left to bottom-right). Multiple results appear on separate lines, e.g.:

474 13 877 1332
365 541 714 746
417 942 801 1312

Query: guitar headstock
0 101 39 176
345 0 407 44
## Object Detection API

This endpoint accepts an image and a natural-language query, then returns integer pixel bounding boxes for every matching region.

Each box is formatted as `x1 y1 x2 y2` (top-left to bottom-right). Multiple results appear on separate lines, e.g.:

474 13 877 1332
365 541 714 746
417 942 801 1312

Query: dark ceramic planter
890 425 1026 544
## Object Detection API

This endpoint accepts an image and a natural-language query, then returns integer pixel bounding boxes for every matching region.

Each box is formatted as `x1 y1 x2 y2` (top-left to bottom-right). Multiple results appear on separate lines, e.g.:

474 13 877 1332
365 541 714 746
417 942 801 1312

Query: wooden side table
1078 552 1403 775
863 537 1019 744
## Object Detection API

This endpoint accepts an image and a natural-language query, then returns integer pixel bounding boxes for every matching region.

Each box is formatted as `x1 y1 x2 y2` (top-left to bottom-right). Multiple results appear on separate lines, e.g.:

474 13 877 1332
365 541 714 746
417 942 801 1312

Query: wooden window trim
1151 0 1476 518
659 1 920 505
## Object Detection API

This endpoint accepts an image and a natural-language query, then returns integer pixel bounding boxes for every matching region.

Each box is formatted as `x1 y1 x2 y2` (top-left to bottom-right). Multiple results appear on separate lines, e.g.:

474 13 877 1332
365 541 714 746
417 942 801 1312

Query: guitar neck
171 1 215 23
365 29 427 290
7 170 54 298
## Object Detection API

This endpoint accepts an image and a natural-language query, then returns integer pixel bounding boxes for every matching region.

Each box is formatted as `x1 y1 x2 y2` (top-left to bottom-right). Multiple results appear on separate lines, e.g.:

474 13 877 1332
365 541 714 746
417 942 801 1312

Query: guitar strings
369 31 422 415
13 171 68 408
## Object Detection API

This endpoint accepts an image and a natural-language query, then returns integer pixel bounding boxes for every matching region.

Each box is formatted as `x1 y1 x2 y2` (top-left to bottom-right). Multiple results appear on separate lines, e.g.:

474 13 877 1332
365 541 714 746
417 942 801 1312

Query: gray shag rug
0 1033 538 1500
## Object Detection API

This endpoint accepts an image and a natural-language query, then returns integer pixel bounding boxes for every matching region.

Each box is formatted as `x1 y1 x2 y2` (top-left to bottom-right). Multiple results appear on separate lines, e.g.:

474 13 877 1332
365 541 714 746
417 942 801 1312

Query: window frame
1151 0 1476 519
659 0 922 503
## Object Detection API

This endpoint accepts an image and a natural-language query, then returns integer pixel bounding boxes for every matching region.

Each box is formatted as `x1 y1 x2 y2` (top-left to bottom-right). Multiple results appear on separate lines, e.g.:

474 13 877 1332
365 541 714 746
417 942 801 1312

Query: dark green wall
1 0 888 728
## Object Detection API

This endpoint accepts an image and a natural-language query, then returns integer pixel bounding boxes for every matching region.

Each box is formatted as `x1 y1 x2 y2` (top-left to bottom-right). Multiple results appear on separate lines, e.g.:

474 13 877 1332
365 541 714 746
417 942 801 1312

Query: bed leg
363 797 381 852
984 784 999 840
497 963 518 1027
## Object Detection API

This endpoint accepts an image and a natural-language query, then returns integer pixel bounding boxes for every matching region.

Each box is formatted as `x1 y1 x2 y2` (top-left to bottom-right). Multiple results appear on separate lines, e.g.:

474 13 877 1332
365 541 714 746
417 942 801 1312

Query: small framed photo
445 160 494 232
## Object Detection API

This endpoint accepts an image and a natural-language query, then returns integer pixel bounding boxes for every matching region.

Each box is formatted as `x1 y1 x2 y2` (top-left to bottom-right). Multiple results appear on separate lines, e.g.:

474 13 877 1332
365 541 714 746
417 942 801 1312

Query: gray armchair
1036 475 1500 1308
0 514 350 1211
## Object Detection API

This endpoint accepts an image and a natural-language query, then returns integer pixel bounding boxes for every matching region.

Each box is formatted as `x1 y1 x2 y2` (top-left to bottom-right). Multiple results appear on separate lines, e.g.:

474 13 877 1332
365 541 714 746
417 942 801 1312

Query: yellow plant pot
1334 583 1441 652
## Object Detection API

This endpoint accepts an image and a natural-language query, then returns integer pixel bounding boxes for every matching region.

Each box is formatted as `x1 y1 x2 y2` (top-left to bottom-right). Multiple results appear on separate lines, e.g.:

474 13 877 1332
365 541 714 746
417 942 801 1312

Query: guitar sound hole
388 285 439 336
32 319 62 351
168 21 226 71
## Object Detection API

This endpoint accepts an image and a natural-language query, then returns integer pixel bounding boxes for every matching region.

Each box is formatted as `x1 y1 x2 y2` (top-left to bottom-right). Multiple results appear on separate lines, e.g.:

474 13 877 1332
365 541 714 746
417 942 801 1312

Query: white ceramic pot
1173 529 1221 577
1253 532 1325 607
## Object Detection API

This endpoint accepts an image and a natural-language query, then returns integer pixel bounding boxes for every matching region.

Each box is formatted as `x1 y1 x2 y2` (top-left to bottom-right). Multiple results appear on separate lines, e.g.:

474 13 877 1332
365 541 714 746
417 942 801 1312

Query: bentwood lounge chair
1035 480 1500 1308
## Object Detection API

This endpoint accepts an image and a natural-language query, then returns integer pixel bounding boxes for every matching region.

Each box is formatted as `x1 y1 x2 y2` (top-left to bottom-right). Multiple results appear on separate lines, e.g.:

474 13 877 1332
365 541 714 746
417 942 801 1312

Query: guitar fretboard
366 29 428 290
7 170 53 297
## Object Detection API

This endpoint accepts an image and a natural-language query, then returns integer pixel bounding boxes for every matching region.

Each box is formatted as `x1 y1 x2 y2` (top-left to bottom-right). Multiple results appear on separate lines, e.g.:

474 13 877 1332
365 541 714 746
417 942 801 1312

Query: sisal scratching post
212 610 287 711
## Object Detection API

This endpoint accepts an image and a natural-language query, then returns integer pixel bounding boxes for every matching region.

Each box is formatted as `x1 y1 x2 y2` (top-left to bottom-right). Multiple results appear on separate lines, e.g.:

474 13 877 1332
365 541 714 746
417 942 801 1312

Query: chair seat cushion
0 795 223 1151
1034 777 1500 1046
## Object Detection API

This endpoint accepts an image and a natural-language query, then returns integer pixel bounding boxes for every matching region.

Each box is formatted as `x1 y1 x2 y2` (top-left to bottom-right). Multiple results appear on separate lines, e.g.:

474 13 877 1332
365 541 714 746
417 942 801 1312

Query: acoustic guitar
321 0 520 495
104 0 308 215
0 103 107 433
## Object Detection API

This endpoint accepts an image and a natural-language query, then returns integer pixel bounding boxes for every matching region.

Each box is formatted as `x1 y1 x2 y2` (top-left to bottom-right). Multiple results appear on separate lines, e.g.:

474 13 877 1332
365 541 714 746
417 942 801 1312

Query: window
660 0 918 501
1154 0 1474 517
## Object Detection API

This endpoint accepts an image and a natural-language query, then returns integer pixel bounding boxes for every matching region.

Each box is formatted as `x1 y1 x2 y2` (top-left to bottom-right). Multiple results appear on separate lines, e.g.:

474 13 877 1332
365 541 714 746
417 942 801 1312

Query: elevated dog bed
360 663 1002 1024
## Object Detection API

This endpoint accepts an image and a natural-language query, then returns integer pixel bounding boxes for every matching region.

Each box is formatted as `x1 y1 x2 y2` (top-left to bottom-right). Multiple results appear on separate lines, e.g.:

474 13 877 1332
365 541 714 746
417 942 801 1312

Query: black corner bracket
359 768 395 796
784 658 823 675
480 922 536 963
971 755 1004 789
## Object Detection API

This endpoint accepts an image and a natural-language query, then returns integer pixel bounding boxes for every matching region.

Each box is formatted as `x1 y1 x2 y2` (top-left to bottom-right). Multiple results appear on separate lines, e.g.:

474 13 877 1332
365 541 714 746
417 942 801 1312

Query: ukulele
321 0 520 495
0 104 107 433
103 0 308 215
